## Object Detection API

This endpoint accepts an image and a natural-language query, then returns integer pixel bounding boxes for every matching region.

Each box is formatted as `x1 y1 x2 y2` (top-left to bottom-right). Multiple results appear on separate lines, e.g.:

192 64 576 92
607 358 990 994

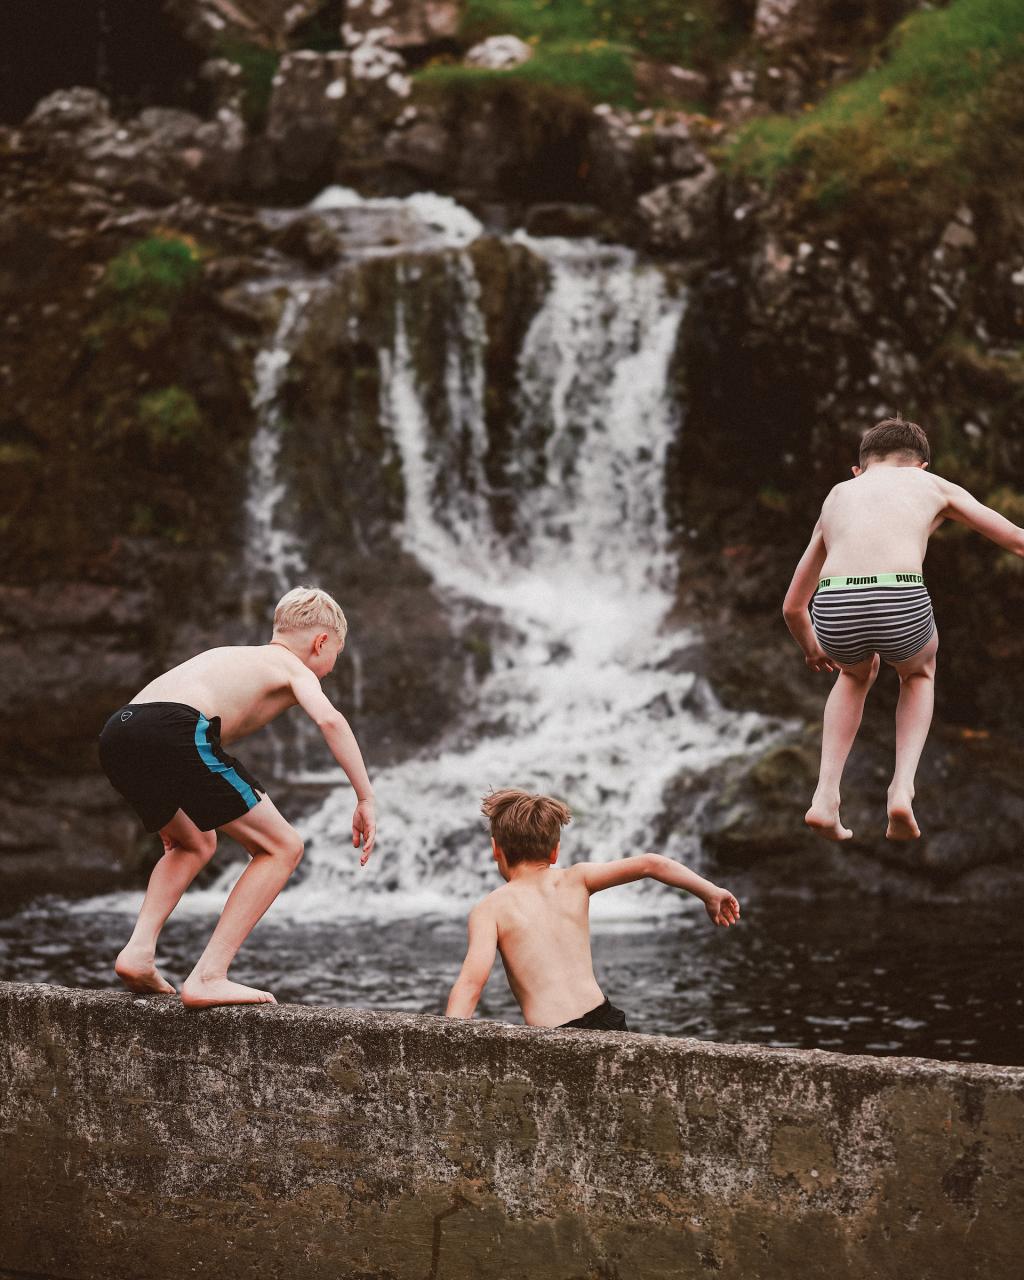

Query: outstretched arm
290 668 376 859
940 483 1024 557
782 518 840 673
576 855 740 926
446 903 498 1017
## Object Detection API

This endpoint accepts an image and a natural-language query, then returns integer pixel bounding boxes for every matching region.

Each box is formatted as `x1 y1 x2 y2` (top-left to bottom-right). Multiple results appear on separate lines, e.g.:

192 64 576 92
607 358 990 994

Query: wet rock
465 35 534 71
342 0 461 50
636 163 723 255
754 0 823 50
524 203 605 238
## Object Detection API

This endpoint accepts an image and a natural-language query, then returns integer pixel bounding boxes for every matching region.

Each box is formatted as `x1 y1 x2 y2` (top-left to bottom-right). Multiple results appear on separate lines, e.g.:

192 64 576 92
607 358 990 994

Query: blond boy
98 586 375 1008
783 417 1024 842
446 789 740 1030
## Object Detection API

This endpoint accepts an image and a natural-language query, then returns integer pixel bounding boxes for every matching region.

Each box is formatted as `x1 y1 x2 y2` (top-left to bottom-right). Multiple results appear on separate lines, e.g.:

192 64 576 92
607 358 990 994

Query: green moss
136 386 205 447
728 0 1024 229
422 0 741 106
418 40 636 106
217 39 280 128
92 233 204 346
461 1 740 71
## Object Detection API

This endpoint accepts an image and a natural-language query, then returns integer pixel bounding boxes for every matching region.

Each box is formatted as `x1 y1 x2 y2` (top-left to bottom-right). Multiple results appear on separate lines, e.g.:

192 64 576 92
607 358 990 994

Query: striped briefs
810 573 935 668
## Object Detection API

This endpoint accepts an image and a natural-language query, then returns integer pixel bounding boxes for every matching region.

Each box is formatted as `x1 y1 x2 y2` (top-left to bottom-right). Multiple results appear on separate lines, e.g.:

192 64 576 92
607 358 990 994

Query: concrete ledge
1 982 1022 1279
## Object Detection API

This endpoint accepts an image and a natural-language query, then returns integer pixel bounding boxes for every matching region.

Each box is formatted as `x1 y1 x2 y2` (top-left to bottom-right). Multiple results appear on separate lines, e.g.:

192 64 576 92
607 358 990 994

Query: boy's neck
506 860 552 882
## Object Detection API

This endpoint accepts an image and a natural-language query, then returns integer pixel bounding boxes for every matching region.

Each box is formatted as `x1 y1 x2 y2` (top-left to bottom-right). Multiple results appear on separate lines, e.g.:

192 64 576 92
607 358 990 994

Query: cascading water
216 205 774 920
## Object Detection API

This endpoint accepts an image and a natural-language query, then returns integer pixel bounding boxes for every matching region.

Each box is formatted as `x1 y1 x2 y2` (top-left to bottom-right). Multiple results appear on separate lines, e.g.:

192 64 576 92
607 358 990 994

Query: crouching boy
446 788 740 1030
98 585 375 1008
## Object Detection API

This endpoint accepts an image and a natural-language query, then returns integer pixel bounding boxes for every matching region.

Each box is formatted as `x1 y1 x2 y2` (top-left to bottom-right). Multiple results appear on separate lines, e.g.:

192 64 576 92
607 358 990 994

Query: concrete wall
1 982 1022 1280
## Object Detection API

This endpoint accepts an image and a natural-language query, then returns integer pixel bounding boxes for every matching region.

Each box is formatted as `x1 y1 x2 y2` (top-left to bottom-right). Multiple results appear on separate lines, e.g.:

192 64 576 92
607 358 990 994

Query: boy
98 586 375 1008
783 416 1024 842
445 789 740 1030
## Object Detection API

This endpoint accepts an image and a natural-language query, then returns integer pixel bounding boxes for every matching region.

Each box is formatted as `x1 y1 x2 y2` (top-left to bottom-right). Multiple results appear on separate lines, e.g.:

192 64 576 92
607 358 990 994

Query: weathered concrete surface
1 983 1022 1280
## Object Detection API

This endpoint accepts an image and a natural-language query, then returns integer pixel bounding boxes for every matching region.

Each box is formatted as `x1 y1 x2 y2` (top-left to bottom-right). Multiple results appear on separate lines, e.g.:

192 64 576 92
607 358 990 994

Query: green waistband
817 572 925 591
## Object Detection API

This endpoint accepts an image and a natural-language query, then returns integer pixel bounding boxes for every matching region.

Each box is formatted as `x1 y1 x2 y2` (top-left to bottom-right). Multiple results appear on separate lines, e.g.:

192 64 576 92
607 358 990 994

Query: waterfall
247 219 770 920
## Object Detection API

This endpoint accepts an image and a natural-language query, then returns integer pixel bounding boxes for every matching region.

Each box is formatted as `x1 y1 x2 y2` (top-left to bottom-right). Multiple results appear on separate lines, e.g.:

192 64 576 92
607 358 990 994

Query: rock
464 35 534 71
524 203 604 238
754 0 822 49
164 0 323 51
342 0 461 51
383 108 451 179
633 60 710 107
21 88 246 198
636 163 723 255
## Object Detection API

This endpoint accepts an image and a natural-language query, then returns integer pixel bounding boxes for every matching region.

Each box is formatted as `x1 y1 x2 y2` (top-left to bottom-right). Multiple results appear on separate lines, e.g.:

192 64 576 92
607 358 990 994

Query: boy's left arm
446 903 498 1018
290 668 376 860
574 856 740 926
782 519 840 673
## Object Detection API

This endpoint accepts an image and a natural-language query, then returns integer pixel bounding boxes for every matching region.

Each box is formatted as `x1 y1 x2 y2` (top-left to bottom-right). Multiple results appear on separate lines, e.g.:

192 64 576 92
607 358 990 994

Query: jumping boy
445 789 740 1030
783 416 1024 842
98 586 375 1008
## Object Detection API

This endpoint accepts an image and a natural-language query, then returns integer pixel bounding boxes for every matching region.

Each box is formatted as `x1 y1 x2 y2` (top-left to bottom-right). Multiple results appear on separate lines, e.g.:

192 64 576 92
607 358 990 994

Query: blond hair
273 586 347 640
481 788 572 865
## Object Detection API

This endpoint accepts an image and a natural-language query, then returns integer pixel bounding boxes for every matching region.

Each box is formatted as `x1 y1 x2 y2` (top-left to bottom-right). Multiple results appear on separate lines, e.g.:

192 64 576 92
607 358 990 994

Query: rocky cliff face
3 0 1022 901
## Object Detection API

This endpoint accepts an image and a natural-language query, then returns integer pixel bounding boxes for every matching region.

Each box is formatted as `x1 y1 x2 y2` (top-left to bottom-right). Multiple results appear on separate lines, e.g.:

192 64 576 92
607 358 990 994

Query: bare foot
804 798 853 841
180 976 277 1009
115 947 177 995
886 792 921 841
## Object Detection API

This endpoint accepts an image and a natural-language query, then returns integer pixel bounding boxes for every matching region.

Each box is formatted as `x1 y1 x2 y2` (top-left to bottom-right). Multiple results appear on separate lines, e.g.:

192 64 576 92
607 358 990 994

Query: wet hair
858 415 930 468
481 788 572 866
273 586 348 640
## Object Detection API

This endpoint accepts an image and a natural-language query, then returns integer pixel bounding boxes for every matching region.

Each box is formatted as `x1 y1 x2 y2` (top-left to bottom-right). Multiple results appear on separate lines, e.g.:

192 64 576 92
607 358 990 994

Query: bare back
487 866 605 1027
819 466 948 576
133 645 301 743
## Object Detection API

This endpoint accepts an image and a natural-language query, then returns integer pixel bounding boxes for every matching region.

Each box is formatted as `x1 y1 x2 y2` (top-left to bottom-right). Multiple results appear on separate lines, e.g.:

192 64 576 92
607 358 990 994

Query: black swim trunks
559 998 629 1032
98 702 266 833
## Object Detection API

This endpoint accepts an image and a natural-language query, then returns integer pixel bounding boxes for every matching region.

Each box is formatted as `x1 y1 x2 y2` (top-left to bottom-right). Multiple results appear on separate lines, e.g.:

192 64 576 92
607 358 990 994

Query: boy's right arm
290 667 376 859
575 856 740 926
782 517 840 673
939 481 1024 557
446 903 498 1018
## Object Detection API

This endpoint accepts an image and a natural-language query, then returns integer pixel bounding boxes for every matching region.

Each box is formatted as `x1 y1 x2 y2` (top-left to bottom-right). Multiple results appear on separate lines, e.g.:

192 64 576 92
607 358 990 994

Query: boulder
754 0 827 50
341 0 461 51
265 46 410 184
22 88 246 197
633 59 710 107
636 163 723 255
164 0 323 51
464 35 533 71
524 203 605 238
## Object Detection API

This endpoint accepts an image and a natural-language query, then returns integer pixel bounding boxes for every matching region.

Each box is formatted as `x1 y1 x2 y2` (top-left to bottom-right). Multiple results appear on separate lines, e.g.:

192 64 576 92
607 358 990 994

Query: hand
704 888 740 927
804 644 840 674
352 798 376 864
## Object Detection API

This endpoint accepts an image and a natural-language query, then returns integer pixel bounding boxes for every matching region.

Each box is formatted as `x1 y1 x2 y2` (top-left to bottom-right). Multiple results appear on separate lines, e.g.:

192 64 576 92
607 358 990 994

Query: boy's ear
851 465 862 477
312 631 328 655
549 842 559 865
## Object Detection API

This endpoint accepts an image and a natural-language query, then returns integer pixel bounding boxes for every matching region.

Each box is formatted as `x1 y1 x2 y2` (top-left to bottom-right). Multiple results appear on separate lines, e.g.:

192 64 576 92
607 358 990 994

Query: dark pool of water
1 889 1020 1065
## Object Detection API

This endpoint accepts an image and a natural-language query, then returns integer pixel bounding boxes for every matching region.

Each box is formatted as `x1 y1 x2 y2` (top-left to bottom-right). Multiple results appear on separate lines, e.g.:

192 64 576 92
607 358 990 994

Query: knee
272 833 304 871
899 664 935 686
196 832 218 863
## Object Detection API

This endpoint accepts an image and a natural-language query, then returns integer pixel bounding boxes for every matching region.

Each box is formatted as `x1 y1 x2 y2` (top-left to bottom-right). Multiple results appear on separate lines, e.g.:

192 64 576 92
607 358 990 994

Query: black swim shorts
98 702 266 833
559 998 629 1032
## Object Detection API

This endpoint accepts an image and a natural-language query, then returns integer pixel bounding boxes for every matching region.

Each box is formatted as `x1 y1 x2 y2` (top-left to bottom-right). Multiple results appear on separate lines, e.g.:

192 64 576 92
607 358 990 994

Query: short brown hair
481 788 572 865
858 416 930 468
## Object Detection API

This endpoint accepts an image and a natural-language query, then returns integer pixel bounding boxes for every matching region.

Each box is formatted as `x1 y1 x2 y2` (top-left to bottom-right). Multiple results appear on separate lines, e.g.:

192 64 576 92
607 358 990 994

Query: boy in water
783 417 1024 842
445 789 740 1030
98 586 375 1008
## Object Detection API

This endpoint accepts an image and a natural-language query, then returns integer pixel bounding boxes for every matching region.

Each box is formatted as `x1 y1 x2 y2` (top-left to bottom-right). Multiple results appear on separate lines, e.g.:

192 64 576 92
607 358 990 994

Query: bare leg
886 630 939 841
115 810 217 995
181 797 303 1009
806 653 880 841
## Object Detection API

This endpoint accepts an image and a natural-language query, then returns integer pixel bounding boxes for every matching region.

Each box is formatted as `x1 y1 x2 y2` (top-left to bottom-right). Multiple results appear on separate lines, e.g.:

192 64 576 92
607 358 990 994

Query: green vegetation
419 1 740 106
218 39 280 128
136 386 206 447
728 0 1024 228
93 232 204 348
